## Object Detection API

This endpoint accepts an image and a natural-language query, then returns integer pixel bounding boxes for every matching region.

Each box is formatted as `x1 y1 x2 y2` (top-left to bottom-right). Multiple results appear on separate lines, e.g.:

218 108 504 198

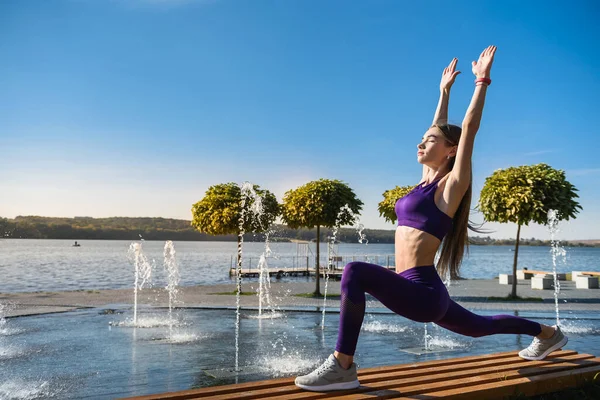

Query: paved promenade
1 278 599 318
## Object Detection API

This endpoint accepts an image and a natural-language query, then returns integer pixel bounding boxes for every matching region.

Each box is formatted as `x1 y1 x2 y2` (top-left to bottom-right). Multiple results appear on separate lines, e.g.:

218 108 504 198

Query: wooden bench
517 270 567 281
121 349 600 399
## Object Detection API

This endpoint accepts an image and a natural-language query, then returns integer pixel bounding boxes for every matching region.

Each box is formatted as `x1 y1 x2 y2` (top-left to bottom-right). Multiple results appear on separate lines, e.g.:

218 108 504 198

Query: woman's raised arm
450 45 497 189
432 57 461 126
424 58 461 181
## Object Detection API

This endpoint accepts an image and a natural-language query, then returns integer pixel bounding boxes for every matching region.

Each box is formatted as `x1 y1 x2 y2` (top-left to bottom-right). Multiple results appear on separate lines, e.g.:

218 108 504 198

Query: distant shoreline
1 216 599 247
3 237 600 248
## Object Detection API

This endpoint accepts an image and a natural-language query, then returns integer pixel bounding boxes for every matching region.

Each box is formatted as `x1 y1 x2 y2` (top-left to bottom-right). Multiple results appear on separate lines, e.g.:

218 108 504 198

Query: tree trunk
511 224 522 299
236 234 243 295
315 225 321 296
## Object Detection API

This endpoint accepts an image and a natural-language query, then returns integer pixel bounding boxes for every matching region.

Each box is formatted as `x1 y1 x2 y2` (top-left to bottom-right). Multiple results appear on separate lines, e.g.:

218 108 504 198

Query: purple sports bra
394 177 453 241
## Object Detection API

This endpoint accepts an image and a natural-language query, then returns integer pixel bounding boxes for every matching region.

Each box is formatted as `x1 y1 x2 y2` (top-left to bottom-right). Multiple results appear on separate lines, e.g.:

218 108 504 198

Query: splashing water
547 209 566 327
110 314 187 328
247 312 285 320
256 327 318 376
0 303 12 335
163 241 180 339
428 336 468 350
0 344 26 361
322 204 355 329
0 315 6 336
236 183 254 294
257 352 321 377
1 305 36 361
256 232 281 318
235 183 250 377
127 242 154 326
356 222 368 245
257 254 270 317
423 323 432 351
560 320 600 335
0 380 53 400
249 189 264 225
362 321 409 333
235 182 265 378
162 331 206 344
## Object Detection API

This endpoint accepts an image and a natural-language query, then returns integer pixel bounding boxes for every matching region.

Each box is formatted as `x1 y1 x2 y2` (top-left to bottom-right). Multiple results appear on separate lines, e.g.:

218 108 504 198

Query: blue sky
1 0 599 240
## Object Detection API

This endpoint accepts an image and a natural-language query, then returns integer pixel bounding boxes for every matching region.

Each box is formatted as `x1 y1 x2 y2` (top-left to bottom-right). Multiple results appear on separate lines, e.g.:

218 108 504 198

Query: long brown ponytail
433 124 485 280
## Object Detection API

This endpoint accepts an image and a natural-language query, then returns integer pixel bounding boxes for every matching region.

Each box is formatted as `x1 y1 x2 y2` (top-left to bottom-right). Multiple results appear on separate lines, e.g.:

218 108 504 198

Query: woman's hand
440 57 461 92
471 45 497 79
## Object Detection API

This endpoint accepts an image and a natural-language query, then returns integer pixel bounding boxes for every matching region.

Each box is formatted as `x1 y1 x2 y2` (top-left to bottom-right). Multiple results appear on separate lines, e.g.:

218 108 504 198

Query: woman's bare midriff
395 226 442 273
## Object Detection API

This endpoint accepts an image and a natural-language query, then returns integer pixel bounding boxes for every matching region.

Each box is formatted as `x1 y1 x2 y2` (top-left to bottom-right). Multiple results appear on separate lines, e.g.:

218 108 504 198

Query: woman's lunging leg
335 262 449 356
435 300 570 361
435 299 542 337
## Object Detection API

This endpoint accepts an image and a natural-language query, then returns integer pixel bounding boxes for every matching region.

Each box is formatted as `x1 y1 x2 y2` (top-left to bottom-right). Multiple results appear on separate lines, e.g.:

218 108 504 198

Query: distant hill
0 216 396 243
567 239 600 245
1 216 598 247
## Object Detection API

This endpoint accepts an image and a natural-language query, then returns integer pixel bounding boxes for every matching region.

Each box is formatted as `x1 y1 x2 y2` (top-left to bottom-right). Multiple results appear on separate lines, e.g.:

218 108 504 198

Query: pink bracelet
475 77 492 85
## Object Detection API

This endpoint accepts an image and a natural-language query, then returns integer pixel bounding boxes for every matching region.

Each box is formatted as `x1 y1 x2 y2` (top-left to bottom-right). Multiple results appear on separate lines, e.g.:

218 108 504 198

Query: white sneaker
294 354 360 391
519 325 568 361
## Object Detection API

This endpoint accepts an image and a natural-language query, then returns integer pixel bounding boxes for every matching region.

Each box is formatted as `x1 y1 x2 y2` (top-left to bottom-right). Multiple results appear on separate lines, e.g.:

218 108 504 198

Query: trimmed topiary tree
478 163 581 298
191 182 279 293
281 179 363 295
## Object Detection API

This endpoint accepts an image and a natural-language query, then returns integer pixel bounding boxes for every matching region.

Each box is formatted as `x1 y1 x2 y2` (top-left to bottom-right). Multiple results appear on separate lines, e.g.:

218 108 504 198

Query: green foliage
0 215 397 243
478 163 581 225
191 183 279 236
0 216 216 240
378 185 417 224
0 217 11 237
280 179 363 229
270 225 396 244
281 179 363 295
2 216 599 247
478 163 582 298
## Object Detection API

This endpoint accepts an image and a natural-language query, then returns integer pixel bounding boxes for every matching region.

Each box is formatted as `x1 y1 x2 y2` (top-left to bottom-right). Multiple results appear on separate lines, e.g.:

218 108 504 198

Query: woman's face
417 127 455 165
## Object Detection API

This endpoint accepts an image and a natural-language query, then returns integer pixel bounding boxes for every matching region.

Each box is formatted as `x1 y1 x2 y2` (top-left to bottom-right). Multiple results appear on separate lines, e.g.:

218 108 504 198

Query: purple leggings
335 262 542 356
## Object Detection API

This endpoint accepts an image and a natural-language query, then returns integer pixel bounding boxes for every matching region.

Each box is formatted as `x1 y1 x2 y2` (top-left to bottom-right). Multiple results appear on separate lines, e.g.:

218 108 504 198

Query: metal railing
229 254 396 274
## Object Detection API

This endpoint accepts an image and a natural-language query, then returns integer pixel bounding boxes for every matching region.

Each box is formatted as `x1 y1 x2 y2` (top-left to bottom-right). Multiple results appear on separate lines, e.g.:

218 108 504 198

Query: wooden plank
184 356 599 400
404 362 600 399
324 356 600 400
357 349 520 376
122 351 551 400
356 350 566 379
122 377 294 400
122 351 580 400
121 352 570 399
581 271 600 277
292 354 597 400
246 353 586 400
120 351 597 400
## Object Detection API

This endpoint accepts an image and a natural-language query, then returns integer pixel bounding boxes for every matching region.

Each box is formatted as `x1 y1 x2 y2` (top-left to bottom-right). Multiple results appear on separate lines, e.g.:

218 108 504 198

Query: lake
1 239 598 293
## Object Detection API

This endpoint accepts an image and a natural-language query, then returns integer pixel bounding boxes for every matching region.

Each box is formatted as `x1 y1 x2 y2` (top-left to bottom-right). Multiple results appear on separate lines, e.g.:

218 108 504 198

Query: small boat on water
72 241 81 247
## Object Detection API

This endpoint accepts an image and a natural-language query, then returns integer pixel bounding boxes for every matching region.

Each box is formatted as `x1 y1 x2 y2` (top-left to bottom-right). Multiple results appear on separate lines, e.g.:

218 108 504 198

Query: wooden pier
228 267 345 280
229 253 397 279
121 349 600 399
229 266 396 279
229 267 312 278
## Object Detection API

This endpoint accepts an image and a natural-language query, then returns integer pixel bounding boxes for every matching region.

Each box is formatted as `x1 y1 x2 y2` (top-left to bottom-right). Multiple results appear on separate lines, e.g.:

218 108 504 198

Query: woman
295 45 568 392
